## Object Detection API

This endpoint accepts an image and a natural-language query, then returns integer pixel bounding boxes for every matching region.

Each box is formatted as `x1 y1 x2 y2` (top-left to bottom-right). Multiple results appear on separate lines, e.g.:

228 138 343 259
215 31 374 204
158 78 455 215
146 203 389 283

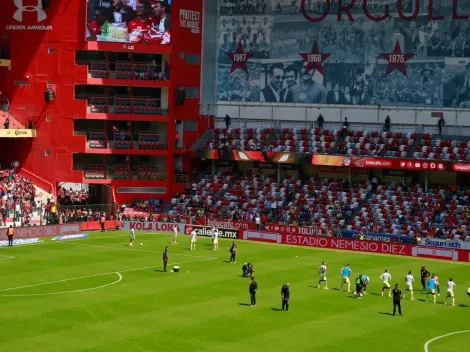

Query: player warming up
190 229 197 250
380 269 392 297
354 274 363 298
318 261 328 289
129 228 136 247
445 278 457 306
213 227 219 251
403 271 415 300
172 224 178 245
434 274 440 296
426 275 437 303
362 274 370 295
340 264 351 292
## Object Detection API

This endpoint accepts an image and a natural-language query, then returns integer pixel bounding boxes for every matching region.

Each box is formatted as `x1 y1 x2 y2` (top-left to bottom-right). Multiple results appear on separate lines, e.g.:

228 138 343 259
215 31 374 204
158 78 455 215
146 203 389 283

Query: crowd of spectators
58 187 89 206
0 170 37 226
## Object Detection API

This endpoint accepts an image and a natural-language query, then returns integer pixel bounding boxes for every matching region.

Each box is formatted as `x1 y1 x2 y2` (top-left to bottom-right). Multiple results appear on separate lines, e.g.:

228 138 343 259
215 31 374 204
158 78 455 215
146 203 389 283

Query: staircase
191 129 215 152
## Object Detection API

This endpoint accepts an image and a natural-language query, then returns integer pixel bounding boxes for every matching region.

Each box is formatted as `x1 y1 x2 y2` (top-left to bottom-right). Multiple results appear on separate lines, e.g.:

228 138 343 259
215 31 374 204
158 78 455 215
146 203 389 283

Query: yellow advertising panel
0 59 11 68
0 129 36 138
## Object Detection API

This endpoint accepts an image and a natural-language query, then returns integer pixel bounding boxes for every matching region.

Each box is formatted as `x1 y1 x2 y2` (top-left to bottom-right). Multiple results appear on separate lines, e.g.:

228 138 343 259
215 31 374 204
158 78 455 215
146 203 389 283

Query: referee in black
421 265 430 291
162 246 168 272
281 282 290 311
392 283 402 316
249 276 257 307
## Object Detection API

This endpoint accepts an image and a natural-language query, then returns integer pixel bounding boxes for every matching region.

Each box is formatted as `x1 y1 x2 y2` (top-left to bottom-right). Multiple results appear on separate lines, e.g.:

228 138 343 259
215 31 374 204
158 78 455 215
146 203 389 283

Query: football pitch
0 232 469 352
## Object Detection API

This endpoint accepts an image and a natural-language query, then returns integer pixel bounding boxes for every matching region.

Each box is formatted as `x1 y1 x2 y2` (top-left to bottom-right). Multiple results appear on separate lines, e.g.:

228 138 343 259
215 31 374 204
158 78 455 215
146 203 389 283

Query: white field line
0 257 215 297
56 240 217 259
0 255 14 260
424 330 470 352
0 273 123 297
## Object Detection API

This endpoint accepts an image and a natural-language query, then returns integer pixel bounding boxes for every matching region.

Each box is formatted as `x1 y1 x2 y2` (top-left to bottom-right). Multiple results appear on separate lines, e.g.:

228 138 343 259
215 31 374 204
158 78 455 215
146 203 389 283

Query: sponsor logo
13 0 46 22
185 225 239 239
206 219 255 230
423 238 461 249
60 224 81 235
364 159 392 167
453 164 470 172
52 234 88 241
123 221 184 233
0 238 42 246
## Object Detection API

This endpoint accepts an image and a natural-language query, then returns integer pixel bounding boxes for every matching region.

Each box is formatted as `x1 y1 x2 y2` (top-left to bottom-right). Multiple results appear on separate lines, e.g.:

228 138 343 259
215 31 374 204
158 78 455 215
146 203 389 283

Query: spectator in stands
317 114 324 130
224 114 231 129
175 131 179 148
437 116 445 135
3 117 9 129
384 115 391 132
151 1 171 35
11 160 19 174
341 118 349 138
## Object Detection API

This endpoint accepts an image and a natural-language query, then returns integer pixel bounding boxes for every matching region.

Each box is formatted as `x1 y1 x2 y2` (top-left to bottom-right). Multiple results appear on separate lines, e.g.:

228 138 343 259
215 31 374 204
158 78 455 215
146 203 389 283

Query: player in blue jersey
426 275 437 303
340 264 352 292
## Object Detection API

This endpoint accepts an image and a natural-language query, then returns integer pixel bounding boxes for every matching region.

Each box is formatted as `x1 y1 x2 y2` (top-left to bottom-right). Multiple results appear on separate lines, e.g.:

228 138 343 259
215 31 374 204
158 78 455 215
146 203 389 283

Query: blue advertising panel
216 0 470 108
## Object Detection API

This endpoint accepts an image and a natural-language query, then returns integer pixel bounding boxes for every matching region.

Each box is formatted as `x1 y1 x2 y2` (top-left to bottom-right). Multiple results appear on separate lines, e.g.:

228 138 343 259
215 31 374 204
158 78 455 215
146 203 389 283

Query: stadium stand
415 134 470 161
207 128 416 157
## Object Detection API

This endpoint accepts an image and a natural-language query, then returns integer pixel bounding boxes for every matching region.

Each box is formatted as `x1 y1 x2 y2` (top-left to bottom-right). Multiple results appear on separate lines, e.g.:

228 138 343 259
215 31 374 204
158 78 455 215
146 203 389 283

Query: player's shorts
406 284 413 291
130 234 135 240
173 233 178 237
213 239 218 245
383 282 391 288
447 290 454 298
343 277 350 284
319 274 327 281
428 289 436 295
191 239 196 244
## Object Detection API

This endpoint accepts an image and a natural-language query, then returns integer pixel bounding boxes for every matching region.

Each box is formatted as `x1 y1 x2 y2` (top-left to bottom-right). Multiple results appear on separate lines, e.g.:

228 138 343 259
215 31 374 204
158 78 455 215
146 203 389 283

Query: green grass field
0 231 469 352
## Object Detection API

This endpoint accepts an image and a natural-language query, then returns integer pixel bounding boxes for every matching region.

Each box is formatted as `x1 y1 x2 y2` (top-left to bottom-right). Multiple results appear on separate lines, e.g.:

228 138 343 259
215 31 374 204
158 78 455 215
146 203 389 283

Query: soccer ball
140 243 143 246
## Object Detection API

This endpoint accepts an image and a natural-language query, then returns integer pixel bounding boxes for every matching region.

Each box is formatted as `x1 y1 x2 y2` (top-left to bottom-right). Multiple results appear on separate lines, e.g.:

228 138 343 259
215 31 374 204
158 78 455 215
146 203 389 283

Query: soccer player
380 269 392 297
355 274 363 298
129 228 136 247
420 265 430 291
434 274 440 296
340 264 352 292
229 241 237 263
318 261 328 289
445 278 457 306
426 275 437 303
403 271 415 300
190 229 197 250
392 284 403 316
213 227 219 251
172 224 178 244
362 274 370 295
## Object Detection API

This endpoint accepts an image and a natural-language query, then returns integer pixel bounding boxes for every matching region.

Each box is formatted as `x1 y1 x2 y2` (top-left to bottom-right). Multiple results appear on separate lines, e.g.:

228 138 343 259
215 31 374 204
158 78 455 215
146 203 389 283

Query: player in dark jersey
421 265 430 291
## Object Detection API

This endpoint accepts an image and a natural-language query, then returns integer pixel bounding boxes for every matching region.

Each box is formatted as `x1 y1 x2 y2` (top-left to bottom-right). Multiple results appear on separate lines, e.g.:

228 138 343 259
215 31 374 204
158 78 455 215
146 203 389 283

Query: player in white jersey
380 269 392 297
190 230 197 250
403 271 415 300
213 228 219 251
129 228 136 247
317 261 328 289
445 278 457 306
172 224 178 245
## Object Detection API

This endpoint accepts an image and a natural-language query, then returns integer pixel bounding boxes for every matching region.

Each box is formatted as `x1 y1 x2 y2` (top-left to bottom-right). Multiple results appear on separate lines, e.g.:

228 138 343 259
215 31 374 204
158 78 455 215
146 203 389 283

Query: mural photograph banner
85 0 172 45
216 0 470 109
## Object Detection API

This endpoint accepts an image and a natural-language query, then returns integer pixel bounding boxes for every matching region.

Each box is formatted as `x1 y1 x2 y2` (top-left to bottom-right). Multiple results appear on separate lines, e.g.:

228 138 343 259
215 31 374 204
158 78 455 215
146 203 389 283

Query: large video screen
86 0 171 45
216 0 470 109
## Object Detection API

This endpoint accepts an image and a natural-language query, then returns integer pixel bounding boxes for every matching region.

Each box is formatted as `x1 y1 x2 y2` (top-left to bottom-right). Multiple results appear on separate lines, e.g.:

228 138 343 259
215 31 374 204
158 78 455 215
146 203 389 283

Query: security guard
249 276 258 307
392 283 403 316
7 225 14 247
162 246 169 272
281 282 290 311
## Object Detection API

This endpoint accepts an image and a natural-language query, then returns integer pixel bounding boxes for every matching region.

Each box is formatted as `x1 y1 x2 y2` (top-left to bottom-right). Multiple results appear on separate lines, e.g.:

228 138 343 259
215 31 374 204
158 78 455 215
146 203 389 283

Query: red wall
0 0 206 202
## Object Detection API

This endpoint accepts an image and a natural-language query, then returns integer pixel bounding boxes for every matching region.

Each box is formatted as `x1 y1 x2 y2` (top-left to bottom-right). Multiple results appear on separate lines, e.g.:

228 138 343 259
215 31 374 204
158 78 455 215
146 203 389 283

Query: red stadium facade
0 0 210 202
